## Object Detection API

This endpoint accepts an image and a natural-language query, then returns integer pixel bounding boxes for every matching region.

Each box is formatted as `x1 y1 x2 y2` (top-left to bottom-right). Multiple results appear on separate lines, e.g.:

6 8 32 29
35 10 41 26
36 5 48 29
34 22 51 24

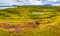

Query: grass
0 6 60 36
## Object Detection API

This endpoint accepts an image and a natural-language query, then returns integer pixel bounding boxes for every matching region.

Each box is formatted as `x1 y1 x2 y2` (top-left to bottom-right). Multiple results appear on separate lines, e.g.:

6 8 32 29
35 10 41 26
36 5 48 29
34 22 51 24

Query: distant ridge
0 4 52 7
43 4 52 6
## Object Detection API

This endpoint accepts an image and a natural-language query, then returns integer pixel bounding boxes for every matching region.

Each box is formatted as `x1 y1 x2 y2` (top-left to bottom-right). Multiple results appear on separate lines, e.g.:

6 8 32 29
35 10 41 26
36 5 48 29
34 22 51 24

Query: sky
0 0 60 6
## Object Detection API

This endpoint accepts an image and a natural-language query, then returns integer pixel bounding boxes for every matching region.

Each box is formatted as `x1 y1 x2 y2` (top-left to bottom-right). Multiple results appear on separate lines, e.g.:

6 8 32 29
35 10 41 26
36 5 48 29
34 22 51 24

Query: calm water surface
0 6 16 9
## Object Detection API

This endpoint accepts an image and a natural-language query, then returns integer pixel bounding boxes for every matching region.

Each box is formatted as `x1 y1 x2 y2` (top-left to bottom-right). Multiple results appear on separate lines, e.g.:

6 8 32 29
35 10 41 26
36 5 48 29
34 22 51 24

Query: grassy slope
0 6 60 36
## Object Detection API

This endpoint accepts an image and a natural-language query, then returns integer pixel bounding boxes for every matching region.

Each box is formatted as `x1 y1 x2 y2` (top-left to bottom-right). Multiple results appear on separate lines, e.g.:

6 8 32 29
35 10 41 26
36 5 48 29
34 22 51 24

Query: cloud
0 0 60 6
27 0 60 6
48 0 58 2
28 0 44 5
0 0 23 5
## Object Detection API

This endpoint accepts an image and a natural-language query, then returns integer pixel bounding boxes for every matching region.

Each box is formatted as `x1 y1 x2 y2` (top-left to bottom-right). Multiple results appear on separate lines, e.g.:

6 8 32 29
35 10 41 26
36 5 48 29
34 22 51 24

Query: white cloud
48 0 58 2
52 4 60 6
28 0 44 5
0 0 60 6
0 0 23 5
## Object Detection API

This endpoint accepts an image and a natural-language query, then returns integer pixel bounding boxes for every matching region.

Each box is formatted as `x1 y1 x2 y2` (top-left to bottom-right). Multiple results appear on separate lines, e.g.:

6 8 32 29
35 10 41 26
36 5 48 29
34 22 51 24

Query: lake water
0 6 16 9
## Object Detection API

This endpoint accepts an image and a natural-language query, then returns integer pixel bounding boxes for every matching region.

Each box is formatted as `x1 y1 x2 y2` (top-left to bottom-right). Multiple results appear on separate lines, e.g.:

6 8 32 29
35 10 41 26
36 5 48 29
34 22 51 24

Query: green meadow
0 6 60 36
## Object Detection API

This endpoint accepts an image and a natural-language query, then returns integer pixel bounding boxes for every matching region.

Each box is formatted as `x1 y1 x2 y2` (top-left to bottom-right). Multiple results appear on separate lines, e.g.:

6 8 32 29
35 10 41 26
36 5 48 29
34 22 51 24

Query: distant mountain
0 5 17 7
43 4 52 6
12 5 17 6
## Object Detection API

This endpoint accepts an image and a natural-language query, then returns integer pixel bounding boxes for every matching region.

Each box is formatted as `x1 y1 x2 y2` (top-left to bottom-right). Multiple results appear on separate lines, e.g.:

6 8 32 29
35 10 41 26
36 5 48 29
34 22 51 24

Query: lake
0 6 16 9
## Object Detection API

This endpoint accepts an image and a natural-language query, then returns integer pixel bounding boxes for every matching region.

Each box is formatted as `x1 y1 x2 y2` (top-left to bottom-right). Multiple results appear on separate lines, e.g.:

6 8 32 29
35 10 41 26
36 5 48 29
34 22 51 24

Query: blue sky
0 0 60 6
